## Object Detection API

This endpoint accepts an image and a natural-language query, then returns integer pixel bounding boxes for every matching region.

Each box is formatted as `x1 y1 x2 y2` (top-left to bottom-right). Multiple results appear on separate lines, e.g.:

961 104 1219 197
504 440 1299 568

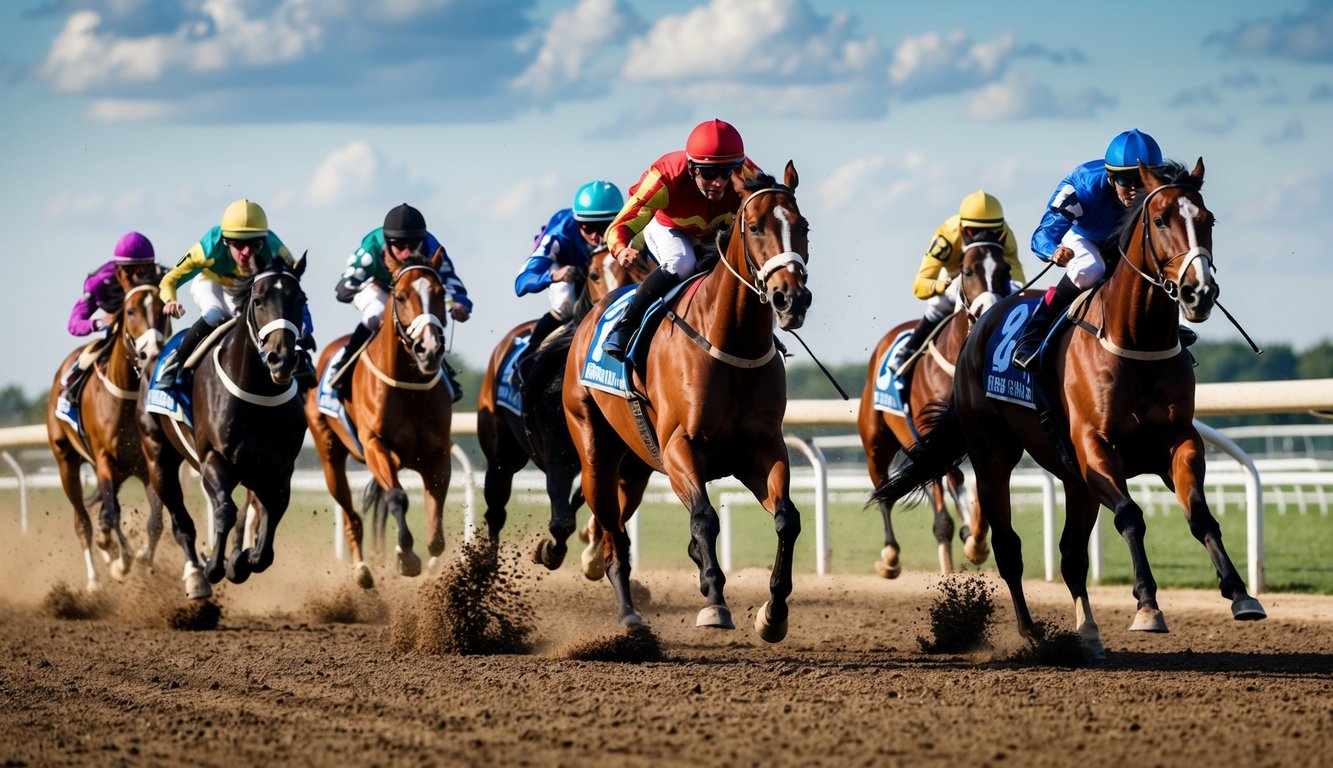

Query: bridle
118 284 167 365
244 267 303 359
1119 183 1215 305
716 185 808 302
957 239 1010 323
389 264 446 357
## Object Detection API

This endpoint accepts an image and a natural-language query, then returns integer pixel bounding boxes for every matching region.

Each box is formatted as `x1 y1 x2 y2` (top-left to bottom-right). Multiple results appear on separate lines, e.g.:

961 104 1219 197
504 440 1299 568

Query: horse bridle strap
664 310 777 369
1124 183 1215 303
361 353 442 391
720 186 807 301
211 346 299 406
95 366 138 400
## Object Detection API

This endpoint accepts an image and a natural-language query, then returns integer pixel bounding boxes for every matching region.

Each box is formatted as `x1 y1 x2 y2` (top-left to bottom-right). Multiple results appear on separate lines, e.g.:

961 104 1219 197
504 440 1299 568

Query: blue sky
3 0 1331 395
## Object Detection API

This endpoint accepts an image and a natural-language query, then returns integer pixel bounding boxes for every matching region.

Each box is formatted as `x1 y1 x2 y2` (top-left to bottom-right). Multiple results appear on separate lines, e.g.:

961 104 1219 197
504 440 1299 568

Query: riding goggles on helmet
692 161 742 181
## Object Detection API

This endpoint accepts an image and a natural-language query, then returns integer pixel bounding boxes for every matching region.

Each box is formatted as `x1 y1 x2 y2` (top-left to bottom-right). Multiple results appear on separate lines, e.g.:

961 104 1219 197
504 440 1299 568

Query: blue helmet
572 180 624 222
1104 129 1162 172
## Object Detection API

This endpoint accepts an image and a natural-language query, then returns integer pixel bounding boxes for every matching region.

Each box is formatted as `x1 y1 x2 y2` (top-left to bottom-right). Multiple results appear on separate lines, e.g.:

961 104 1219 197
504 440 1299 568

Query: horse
306 251 455 589
871 159 1265 657
476 246 654 575
47 278 170 591
564 163 811 641
858 239 1014 578
140 257 310 600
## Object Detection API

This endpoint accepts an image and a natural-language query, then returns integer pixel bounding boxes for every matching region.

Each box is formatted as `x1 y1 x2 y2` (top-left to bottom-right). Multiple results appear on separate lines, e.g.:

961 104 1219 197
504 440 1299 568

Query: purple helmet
113 231 155 263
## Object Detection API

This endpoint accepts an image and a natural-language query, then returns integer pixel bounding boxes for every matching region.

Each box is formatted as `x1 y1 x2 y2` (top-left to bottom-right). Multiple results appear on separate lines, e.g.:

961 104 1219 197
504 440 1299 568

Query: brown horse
47 280 170 591
141 257 309 599
306 251 454 589
859 239 1015 578
872 160 1265 657
564 164 811 641
477 247 654 574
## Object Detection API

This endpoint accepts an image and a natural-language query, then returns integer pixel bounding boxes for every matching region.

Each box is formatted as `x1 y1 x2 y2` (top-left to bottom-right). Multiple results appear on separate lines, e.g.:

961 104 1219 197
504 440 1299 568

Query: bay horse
47 279 170 591
564 163 811 641
306 251 453 589
140 257 309 600
477 246 654 574
858 239 1013 578
871 160 1265 657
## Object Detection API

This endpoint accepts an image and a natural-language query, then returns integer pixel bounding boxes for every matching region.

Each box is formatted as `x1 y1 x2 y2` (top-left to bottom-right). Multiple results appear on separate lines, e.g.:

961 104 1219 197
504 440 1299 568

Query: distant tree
0 385 29 426
1297 340 1333 379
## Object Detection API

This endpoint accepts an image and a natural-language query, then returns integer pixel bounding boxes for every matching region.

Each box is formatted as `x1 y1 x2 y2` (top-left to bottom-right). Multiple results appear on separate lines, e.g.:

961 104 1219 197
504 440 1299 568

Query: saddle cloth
870 330 912 415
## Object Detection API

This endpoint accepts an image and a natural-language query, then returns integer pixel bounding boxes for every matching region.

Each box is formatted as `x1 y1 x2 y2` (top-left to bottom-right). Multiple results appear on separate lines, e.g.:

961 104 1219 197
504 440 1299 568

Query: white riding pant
190 277 242 326
1061 229 1106 290
353 282 388 330
547 281 577 321
642 219 701 278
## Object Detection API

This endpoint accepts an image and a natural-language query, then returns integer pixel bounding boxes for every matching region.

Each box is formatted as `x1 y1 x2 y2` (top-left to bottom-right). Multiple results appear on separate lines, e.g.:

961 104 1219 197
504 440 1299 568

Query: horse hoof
227 551 253 585
619 611 643 628
353 562 375 590
1081 635 1107 660
581 544 605 582
1232 596 1267 621
875 545 901 579
1128 606 1169 633
134 547 155 568
184 571 212 601
754 601 788 644
964 536 990 565
696 605 735 630
397 551 423 578
532 539 566 571
109 558 130 582
86 579 101 594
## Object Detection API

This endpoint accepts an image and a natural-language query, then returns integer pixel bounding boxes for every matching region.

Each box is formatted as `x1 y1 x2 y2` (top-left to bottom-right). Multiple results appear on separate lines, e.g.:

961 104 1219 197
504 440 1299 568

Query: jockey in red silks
58 231 161 406
601 119 763 360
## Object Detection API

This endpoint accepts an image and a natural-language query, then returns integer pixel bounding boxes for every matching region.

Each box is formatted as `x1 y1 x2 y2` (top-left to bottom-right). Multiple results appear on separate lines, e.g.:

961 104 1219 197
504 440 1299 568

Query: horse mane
1115 161 1200 253
224 258 298 302
394 253 435 272
715 173 791 256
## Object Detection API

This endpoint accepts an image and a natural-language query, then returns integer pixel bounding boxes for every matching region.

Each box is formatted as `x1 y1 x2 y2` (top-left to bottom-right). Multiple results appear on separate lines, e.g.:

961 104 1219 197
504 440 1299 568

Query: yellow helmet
958 189 1004 228
220 198 269 240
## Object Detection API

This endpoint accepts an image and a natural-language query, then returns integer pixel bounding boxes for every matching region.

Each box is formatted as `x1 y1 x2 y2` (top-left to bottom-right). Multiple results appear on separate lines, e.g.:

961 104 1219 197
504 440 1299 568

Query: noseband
717 186 807 302
390 264 446 355
957 240 1008 322
120 284 166 361
245 269 302 353
1121 183 1214 304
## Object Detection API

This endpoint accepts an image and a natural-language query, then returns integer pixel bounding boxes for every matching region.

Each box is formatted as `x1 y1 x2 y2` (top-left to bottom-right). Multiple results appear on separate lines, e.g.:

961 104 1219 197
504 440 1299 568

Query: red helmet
685 119 744 165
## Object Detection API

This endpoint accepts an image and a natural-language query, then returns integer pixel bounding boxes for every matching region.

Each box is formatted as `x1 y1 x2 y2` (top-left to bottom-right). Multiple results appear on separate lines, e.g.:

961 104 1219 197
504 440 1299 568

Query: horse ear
784 160 798 191
294 250 307 278
1191 157 1205 183
731 169 748 198
1138 160 1160 193
430 245 443 272
385 250 404 275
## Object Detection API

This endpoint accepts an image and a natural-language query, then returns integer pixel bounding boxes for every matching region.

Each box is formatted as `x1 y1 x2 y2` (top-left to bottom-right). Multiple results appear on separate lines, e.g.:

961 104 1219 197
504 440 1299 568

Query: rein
1120 183 1214 304
223 267 302 406
101 284 164 398
716 186 807 302
390 264 447 357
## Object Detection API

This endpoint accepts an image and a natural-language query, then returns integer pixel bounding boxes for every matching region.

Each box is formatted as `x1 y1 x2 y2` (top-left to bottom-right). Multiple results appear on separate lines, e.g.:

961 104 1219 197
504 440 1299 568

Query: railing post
784 435 829 575
1 451 27 537
1195 420 1265 593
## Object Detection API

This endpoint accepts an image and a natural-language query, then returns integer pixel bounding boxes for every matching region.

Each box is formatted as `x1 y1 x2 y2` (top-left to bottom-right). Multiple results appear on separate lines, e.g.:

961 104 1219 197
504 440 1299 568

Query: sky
2 0 1331 396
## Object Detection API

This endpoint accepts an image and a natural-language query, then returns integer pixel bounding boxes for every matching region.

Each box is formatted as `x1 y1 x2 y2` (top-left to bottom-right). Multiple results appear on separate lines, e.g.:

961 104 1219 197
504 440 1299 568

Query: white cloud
514 0 641 102
489 174 560 220
305 141 433 209
889 30 1015 98
84 98 173 122
967 73 1114 120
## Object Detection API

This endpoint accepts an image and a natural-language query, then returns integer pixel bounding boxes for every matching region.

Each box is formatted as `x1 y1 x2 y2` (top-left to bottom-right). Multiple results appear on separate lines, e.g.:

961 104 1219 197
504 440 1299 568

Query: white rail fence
4 378 1333 592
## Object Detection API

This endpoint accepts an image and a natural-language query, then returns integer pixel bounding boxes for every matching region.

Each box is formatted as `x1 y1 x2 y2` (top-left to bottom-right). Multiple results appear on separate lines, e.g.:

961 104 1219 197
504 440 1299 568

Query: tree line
6 340 1331 429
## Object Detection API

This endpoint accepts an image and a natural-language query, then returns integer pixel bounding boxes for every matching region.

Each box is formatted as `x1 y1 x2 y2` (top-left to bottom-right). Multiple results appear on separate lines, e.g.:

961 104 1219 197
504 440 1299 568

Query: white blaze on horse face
602 252 620 290
1177 197 1213 286
774 204 795 253
410 275 442 353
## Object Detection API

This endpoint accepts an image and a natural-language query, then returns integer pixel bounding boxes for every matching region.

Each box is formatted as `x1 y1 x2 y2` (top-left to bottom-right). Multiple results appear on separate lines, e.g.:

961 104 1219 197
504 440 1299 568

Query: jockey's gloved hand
299 335 317 351
334 280 358 303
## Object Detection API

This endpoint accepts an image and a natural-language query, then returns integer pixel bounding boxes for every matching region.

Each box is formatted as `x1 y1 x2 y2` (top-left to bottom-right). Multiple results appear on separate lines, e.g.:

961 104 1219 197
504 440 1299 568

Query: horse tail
361 478 384 549
868 400 967 508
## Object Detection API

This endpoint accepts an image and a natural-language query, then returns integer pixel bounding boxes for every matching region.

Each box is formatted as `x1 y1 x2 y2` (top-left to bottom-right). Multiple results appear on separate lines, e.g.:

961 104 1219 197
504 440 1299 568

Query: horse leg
968 432 1034 638
1168 433 1266 620
667 448 732 630
422 452 451 574
90 455 125 571
146 444 210 599
101 471 135 581
1060 482 1107 658
311 413 372 587
54 448 99 592
951 467 989 564
362 437 418 576
534 460 578 570
737 447 800 644
245 482 290 576
135 479 165 570
930 478 955 574
198 453 241 585
865 421 902 578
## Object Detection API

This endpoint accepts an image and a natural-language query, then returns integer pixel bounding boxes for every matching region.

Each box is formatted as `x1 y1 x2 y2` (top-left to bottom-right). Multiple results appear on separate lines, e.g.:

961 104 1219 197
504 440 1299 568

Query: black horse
140 258 310 600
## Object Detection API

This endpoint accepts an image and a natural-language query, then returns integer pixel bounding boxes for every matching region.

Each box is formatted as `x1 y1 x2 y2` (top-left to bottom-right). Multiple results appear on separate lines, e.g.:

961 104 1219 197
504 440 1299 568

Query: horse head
1123 158 1217 323
245 255 307 384
115 265 170 372
587 245 653 302
728 161 811 330
955 236 1013 322
387 250 448 375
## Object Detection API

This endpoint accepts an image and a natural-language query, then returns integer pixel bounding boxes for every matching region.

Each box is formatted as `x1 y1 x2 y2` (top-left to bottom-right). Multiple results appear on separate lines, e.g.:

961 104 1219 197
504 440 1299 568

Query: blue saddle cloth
497 331 532 416
144 331 194 428
982 296 1045 409
315 347 364 454
578 278 698 399
871 330 913 415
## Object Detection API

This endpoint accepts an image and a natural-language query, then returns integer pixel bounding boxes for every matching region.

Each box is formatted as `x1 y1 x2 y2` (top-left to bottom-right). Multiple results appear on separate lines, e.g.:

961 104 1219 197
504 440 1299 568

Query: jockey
601 119 763 360
887 190 1028 375
58 231 161 406
328 203 472 402
155 199 316 390
1012 129 1163 372
512 179 625 381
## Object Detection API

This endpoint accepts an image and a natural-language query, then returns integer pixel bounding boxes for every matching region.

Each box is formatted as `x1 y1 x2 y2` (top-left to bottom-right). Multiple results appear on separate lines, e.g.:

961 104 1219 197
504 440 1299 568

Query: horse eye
1153 215 1167 228
748 223 760 234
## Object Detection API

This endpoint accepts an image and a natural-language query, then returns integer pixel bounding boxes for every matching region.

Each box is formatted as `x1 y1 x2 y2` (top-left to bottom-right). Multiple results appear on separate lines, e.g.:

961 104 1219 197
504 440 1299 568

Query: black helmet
383 203 428 240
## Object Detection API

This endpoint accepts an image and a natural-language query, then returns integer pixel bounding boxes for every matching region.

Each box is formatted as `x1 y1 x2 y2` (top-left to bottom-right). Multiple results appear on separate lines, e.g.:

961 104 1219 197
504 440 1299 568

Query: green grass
5 483 1331 594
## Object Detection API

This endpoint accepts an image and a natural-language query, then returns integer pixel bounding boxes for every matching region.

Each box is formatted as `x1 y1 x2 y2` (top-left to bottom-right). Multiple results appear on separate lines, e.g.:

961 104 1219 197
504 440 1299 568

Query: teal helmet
572 180 624 222
1104 129 1162 172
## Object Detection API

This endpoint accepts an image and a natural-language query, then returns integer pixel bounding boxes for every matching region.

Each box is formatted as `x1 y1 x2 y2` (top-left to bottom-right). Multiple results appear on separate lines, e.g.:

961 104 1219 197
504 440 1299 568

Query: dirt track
2 531 1331 768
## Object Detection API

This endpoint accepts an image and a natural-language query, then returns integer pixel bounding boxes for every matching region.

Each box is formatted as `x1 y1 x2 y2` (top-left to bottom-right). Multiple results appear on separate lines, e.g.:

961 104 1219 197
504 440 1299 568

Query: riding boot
1179 325 1198 347
887 315 943 377
602 268 681 361
155 317 215 391
515 311 564 386
59 362 88 411
330 323 374 400
1012 276 1080 373
294 335 318 391
444 360 464 404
